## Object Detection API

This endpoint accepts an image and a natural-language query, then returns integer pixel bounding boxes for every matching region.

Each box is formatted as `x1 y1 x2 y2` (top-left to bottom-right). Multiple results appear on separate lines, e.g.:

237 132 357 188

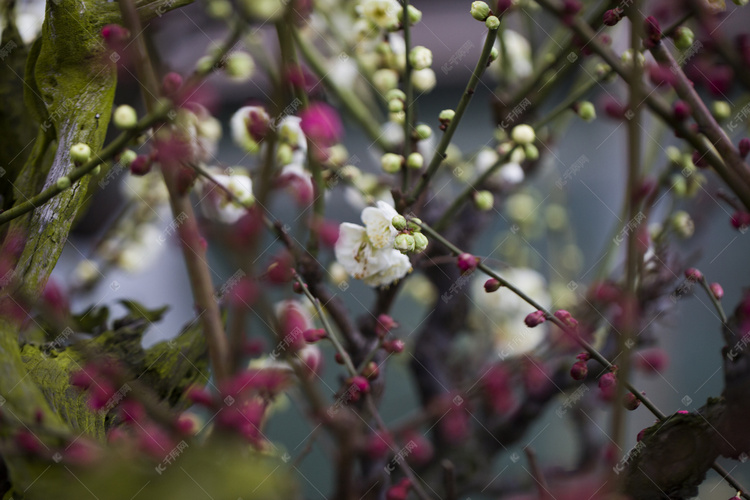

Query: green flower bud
91 165 101 176
409 46 433 71
470 1 491 21
119 149 137 167
474 190 494 211
489 46 499 63
732 0 748 6
56 176 71 190
390 111 405 124
398 4 423 24
670 174 688 198
671 210 694 238
439 109 456 122
380 153 403 173
373 69 399 93
712 101 731 121
225 51 255 81
595 63 615 82
511 124 535 145
673 27 695 51
407 152 424 169
394 233 416 253
524 144 539 160
407 217 422 232
485 15 500 30
388 99 404 113
510 147 526 164
385 89 406 101
277 143 294 165
415 124 432 140
666 146 682 164
70 143 92 164
207 0 232 18
577 101 596 122
413 232 428 252
196 55 214 74
392 215 407 231
113 105 138 129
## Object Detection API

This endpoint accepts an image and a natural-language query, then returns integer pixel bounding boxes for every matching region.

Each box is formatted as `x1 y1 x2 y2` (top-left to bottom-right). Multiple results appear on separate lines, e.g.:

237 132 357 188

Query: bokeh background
10 0 747 496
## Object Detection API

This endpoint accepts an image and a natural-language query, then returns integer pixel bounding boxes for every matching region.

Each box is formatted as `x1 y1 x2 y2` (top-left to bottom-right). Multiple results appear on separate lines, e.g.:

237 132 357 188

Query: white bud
511 124 536 145
113 105 138 129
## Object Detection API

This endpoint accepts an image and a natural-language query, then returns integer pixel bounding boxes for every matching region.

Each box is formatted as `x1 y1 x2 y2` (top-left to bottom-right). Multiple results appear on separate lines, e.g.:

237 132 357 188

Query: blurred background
7 0 747 496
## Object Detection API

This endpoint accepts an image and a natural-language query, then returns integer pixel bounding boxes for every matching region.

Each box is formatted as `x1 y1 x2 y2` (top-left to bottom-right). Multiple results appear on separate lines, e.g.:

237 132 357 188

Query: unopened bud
56 176 71 191
392 215 407 231
511 124 535 145
473 190 494 211
381 153 403 174
70 143 92 164
394 233 416 253
485 15 500 30
407 152 424 169
413 232 428 252
113 105 137 129
470 1 491 21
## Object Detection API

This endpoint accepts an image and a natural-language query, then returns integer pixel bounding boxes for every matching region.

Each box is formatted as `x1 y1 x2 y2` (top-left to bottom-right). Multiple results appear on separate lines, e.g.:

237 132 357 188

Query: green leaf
118 300 169 324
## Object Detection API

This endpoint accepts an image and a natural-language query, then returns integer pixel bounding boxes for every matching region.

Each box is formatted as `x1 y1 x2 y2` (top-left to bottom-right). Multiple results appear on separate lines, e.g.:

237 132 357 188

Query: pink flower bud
710 282 724 300
350 375 370 394
42 279 68 315
129 155 151 176
484 278 501 293
692 150 708 168
673 100 691 121
16 430 43 455
386 479 412 500
300 102 343 147
644 16 662 49
482 365 514 414
383 339 405 353
162 72 183 97
623 392 641 411
603 8 623 26
635 348 668 374
303 328 327 343
570 361 588 380
375 314 398 337
598 372 617 401
523 359 550 397
457 253 479 273
366 432 392 459
685 268 703 281
187 386 214 407
524 310 546 327
101 24 129 45
554 309 579 329
636 428 646 442
267 252 294 284
740 138 750 158
731 211 750 231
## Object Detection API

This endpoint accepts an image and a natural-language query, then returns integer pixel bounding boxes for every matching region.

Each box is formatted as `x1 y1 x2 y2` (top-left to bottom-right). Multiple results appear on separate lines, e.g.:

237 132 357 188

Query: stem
524 447 551 500
292 27 390 151
406 25 499 206
401 0 414 194
700 277 727 325
0 103 170 227
650 43 750 188
612 0 643 471
119 0 230 382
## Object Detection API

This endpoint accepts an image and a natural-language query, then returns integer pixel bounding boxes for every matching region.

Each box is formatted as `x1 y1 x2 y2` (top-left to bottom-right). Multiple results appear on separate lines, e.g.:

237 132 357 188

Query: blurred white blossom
471 267 550 357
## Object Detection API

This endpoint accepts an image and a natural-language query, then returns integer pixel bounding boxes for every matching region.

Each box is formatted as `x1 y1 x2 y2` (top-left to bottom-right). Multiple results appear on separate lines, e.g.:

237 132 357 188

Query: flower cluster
334 201 416 287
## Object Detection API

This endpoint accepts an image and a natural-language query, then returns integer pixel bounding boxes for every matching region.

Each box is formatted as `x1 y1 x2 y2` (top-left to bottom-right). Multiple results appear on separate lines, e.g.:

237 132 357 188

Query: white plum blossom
471 267 551 357
358 0 401 30
198 168 254 224
361 201 399 249
493 30 533 80
335 201 411 287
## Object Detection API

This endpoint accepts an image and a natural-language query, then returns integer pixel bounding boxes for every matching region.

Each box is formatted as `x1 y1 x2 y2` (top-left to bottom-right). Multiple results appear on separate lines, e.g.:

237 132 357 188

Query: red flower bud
457 253 479 273
349 375 370 394
685 267 703 281
383 339 405 353
554 309 578 329
484 278 501 293
731 211 750 231
129 155 151 176
303 328 327 343
710 282 724 300
643 16 662 49
162 72 183 97
375 314 398 337
603 8 623 26
524 310 546 327
570 360 588 380
673 100 691 121
623 392 641 411
635 348 668 374
740 138 750 158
